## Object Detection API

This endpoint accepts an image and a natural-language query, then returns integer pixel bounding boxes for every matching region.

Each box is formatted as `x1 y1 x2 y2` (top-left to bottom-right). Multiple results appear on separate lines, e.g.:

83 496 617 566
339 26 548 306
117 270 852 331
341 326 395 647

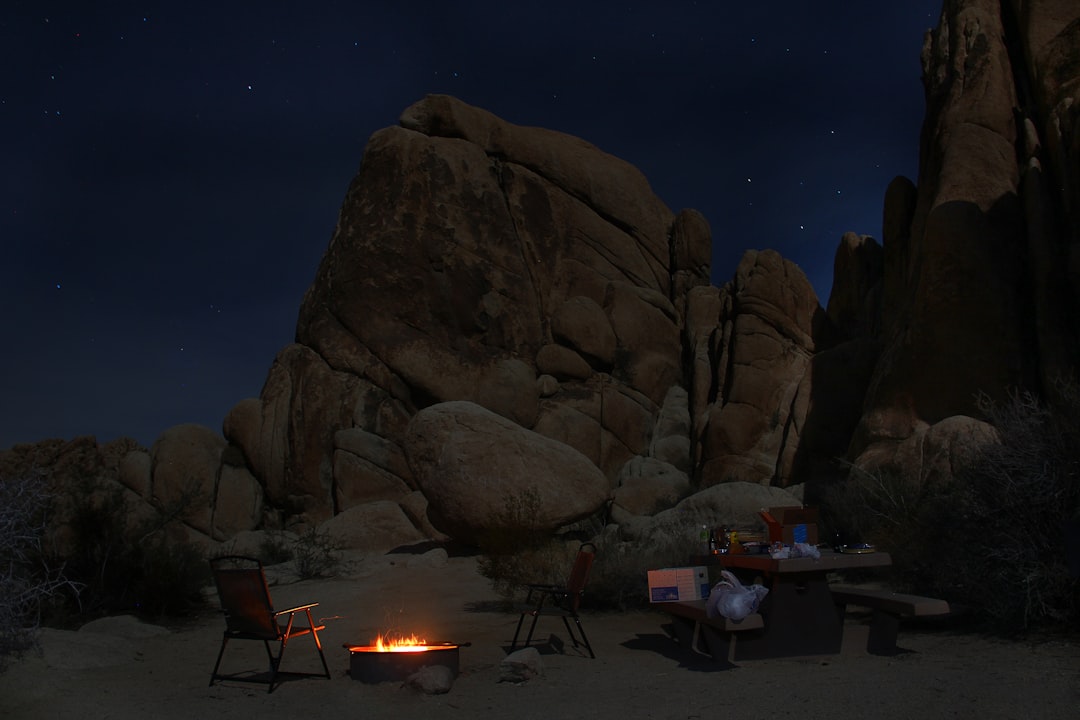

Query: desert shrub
821 461 964 591
475 487 694 610
257 529 296 565
50 476 210 621
475 488 577 603
949 383 1080 630
586 531 694 610
824 380 1080 633
0 473 78 671
291 527 341 579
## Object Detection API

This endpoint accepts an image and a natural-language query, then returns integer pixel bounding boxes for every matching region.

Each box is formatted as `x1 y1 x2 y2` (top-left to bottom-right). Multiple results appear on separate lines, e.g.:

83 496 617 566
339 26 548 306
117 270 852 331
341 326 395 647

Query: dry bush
291 527 342 579
0 473 79 671
586 531 693 610
475 488 569 603
49 476 209 620
825 379 1080 632
952 383 1080 630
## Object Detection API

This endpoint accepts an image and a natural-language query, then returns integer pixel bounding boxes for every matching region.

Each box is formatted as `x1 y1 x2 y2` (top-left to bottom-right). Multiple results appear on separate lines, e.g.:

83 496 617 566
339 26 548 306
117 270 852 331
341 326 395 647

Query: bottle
729 530 743 554
699 524 709 555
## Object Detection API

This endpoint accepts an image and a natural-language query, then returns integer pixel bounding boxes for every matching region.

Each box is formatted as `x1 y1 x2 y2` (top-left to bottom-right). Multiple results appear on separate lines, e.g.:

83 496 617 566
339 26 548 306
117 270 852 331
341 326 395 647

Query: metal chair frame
511 542 596 658
208 555 331 692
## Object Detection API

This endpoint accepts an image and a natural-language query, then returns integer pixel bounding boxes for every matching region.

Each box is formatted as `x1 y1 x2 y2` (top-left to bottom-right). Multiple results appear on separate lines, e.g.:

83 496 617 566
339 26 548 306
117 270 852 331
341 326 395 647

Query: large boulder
403 401 613 544
150 424 226 536
615 481 803 548
222 93 709 529
697 250 828 487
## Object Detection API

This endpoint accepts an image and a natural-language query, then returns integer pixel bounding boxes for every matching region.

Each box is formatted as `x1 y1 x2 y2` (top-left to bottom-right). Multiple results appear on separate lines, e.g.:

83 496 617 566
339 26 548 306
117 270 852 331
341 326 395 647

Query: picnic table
692 549 892 659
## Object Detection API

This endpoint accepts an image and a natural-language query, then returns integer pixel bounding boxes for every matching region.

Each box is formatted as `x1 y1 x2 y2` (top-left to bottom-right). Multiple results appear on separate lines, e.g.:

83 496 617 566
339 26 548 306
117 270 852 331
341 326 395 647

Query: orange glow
371 633 435 652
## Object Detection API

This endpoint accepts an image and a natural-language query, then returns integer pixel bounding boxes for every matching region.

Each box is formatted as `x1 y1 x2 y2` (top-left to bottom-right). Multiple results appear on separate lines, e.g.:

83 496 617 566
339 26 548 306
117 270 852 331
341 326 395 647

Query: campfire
345 633 461 683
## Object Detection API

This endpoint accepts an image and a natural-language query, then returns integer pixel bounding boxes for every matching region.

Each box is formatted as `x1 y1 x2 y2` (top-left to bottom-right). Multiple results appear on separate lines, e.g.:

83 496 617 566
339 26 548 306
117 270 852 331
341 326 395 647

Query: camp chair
208 555 331 692
511 542 596 658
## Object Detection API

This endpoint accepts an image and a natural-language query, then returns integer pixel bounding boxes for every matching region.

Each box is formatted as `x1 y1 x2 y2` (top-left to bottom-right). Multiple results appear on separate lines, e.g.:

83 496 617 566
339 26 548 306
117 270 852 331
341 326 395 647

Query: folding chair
511 542 596 658
209 555 331 692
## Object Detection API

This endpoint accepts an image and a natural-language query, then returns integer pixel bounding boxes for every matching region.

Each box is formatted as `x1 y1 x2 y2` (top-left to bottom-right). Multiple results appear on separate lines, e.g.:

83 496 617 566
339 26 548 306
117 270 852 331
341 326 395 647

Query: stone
535 343 592 380
826 232 883 341
150 424 225 536
332 449 412 510
551 295 617 366
212 462 263 538
697 250 821 487
498 647 544 683
117 449 151 497
536 373 560 397
403 401 612 544
406 664 454 694
398 490 452 542
611 456 690 522
616 481 802 547
605 282 681 406
317 501 426 552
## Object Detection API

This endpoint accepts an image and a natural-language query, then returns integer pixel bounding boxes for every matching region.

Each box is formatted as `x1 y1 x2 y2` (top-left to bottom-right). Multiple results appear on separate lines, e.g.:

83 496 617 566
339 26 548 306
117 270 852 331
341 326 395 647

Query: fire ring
345 642 461 683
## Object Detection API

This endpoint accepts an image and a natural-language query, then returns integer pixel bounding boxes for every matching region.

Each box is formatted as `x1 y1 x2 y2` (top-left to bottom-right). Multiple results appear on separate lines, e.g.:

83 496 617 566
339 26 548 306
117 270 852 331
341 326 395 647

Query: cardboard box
760 507 819 546
647 566 710 603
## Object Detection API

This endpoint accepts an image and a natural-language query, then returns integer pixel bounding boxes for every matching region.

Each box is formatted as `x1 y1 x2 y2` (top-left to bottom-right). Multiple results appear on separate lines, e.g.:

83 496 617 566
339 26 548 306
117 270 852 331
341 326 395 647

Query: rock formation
849 0 1080 484
4 1 1077 558
213 92 847 543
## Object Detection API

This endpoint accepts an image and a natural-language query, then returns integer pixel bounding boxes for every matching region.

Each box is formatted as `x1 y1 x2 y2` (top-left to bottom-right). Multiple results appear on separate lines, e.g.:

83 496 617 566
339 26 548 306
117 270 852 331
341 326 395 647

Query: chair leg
510 612 527 650
568 614 594 659
267 640 282 693
209 636 229 686
560 615 581 648
306 608 331 679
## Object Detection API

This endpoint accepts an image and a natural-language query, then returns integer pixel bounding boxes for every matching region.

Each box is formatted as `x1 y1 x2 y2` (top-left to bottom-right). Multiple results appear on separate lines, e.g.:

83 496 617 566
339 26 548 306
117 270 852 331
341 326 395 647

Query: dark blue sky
1 1 941 449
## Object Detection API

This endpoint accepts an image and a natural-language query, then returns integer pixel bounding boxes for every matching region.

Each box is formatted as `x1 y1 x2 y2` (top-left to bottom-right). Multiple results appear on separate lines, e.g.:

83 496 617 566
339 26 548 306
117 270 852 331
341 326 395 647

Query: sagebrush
824 379 1080 632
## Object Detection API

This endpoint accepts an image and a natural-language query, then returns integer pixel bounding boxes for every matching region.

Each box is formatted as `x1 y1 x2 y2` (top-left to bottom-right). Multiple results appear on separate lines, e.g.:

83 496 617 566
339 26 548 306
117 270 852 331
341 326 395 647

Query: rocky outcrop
850 0 1080 474
19 2 1077 557
694 250 833 488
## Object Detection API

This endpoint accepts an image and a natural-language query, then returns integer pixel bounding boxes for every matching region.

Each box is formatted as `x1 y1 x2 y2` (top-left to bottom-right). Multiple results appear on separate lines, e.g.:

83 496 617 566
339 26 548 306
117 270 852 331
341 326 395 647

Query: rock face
850 0 1080 474
11 2 1077 556
210 93 858 539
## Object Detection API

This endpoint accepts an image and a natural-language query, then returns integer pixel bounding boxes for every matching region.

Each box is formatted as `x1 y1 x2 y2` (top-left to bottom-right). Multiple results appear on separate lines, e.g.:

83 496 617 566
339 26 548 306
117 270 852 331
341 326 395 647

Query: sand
2 549 1077 719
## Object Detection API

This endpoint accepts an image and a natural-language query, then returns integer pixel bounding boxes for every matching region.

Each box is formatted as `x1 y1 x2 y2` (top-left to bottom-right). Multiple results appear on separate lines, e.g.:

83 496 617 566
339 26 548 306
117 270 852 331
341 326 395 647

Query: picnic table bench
660 600 763 664
831 584 950 655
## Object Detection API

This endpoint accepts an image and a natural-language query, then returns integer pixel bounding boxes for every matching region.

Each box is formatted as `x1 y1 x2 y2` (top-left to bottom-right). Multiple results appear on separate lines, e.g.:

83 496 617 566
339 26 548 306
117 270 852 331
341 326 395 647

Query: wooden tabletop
691 549 892 574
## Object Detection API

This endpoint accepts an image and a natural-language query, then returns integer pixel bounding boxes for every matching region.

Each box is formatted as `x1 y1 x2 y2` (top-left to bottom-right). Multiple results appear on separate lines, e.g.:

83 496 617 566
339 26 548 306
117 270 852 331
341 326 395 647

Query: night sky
2 1 942 450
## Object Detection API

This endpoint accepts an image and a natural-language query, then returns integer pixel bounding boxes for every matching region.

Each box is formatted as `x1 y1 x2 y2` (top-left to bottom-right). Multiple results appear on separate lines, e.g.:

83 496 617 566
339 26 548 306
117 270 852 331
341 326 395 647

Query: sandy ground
2 548 1078 720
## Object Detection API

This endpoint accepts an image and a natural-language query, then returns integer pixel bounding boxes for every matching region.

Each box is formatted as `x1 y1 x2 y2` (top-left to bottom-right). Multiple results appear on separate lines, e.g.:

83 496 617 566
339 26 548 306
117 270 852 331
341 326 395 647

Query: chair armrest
274 602 319 615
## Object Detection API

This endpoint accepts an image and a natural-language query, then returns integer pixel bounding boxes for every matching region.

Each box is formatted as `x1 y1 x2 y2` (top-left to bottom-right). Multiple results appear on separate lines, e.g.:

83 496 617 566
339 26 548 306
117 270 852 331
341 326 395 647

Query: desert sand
2 548 1077 719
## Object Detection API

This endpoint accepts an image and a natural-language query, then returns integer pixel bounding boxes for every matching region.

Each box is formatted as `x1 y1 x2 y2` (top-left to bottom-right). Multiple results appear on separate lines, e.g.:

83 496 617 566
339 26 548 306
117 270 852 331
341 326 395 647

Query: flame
372 633 434 652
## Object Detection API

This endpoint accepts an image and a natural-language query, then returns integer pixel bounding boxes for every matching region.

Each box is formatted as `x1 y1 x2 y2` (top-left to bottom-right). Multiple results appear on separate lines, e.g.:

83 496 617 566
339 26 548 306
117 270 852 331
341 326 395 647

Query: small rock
499 647 544 683
406 664 455 694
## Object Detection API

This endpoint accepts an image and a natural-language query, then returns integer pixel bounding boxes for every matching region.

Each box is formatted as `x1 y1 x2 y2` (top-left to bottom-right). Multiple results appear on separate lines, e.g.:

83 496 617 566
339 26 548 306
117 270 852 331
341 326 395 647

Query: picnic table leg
866 610 902 655
733 573 843 660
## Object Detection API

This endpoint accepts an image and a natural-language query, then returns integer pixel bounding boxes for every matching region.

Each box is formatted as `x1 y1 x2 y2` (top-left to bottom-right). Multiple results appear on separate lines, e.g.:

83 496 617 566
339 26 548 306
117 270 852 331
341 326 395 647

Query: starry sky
2 1 942 450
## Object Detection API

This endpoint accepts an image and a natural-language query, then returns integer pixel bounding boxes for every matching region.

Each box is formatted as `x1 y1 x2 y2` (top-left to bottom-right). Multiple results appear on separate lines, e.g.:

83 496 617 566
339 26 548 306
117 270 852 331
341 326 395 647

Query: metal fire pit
345 643 461 683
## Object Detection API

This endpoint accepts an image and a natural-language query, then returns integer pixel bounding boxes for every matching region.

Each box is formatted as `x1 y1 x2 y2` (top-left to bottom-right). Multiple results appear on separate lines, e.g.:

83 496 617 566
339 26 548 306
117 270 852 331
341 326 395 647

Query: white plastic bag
705 570 769 621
